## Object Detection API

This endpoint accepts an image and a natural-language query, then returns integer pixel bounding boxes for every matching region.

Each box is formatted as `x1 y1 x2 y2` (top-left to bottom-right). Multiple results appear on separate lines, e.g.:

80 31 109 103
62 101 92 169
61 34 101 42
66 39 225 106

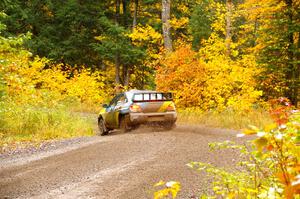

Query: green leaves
188 0 214 50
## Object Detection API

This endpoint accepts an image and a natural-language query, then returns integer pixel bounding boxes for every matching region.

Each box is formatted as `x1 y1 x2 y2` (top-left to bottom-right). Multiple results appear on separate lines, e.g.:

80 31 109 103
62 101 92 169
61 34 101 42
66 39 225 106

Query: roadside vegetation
177 108 272 130
0 102 94 148
0 27 108 149
154 99 300 198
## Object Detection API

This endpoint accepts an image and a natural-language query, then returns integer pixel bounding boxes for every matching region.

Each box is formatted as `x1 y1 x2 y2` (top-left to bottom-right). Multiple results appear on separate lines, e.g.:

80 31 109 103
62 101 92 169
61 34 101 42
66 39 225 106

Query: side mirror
116 101 123 106
102 104 108 108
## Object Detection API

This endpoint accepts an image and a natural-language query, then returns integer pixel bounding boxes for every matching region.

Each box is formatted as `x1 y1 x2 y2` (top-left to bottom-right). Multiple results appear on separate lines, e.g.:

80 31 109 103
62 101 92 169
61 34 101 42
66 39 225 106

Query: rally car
98 90 177 135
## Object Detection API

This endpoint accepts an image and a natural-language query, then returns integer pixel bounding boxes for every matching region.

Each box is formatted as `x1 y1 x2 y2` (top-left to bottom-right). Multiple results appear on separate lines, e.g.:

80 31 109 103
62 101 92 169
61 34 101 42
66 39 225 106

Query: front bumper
129 112 177 125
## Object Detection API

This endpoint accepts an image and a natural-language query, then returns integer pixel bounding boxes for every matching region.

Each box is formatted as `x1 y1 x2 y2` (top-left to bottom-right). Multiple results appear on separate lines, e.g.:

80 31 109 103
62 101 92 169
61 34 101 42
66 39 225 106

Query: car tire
163 122 176 130
131 124 140 130
119 115 131 133
98 118 109 136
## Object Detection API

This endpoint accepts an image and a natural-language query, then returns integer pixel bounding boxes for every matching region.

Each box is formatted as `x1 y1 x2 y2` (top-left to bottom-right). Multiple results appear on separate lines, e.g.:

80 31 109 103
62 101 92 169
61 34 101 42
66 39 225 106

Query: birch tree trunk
162 0 173 52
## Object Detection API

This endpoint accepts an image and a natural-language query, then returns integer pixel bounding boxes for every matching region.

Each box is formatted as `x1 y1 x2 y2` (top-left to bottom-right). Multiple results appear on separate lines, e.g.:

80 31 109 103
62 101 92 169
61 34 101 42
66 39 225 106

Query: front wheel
98 118 109 136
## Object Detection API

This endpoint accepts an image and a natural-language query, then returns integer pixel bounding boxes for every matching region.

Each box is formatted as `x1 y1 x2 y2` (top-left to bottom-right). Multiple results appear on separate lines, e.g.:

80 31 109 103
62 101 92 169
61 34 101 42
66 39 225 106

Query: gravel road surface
0 125 244 199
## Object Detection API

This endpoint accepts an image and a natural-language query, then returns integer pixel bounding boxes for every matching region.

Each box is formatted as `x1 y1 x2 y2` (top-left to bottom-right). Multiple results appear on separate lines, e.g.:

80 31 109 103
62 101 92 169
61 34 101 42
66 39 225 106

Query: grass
0 97 272 151
0 101 95 149
177 108 273 130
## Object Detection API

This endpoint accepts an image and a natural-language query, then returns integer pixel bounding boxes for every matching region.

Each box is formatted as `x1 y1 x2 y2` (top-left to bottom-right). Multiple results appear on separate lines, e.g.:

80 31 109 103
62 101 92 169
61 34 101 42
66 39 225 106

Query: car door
105 94 121 128
112 94 128 127
105 93 128 128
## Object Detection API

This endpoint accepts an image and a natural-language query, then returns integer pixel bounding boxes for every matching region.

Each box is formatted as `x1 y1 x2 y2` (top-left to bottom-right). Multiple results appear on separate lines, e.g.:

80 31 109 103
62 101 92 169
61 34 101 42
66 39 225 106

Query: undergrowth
0 100 94 149
177 108 272 129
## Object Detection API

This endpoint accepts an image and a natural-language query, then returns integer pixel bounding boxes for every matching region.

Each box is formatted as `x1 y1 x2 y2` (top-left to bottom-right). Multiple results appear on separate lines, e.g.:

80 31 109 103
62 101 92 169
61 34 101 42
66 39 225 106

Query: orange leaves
236 106 300 198
156 45 204 108
277 169 300 199
269 97 292 125
156 44 261 111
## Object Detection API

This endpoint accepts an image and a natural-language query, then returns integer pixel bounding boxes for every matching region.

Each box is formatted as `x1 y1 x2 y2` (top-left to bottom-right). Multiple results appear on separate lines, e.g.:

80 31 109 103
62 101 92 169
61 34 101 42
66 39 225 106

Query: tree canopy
0 0 299 107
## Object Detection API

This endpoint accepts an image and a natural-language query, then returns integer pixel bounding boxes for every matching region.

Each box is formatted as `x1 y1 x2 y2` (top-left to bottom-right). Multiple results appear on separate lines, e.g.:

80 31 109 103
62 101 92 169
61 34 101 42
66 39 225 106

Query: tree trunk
123 65 130 86
115 54 121 85
133 0 138 28
285 0 298 106
162 0 173 52
122 0 131 87
225 0 232 56
115 0 120 24
297 31 300 107
122 0 128 27
115 0 121 87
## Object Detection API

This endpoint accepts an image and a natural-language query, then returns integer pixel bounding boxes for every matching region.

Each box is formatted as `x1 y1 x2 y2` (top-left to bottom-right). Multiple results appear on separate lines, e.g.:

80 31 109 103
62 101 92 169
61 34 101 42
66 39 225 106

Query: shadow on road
104 125 175 136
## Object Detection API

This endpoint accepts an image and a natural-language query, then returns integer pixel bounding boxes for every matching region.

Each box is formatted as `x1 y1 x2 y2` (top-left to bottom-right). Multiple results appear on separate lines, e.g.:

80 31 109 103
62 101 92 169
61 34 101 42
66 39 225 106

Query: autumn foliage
156 45 262 111
0 35 113 110
0 33 113 147
159 99 299 198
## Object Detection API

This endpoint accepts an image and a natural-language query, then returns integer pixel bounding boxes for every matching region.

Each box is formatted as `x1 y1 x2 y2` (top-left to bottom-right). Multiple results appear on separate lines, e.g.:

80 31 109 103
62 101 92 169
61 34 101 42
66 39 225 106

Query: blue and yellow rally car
98 90 177 135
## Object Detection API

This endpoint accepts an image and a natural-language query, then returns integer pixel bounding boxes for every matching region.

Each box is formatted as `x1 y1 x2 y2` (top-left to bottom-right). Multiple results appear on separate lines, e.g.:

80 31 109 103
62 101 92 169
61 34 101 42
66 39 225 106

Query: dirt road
0 125 244 199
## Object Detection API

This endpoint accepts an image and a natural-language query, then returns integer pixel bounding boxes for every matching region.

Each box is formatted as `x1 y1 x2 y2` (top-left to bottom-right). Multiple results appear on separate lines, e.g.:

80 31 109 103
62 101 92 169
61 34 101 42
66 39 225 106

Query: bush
156 45 262 111
161 98 300 198
0 99 94 148
189 109 300 198
0 21 107 148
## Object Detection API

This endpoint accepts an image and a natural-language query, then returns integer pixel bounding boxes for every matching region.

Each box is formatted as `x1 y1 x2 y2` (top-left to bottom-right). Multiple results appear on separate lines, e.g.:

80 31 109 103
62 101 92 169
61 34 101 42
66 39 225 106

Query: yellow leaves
94 35 107 41
176 4 190 15
154 180 165 187
41 5 53 18
240 0 285 22
156 44 262 111
128 24 162 46
264 123 277 132
153 181 181 199
1 40 114 109
128 24 162 64
209 2 226 34
235 112 300 198
169 17 189 30
253 137 268 151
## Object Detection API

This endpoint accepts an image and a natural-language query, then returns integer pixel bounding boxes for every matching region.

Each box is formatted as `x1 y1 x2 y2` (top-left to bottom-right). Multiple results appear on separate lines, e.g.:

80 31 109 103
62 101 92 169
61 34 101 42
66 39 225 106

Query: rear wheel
163 122 176 130
119 115 131 133
98 118 109 136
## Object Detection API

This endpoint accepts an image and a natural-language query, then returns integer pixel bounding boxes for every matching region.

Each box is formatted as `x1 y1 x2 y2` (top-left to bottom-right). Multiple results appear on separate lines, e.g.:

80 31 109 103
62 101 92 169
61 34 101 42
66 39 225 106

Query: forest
0 0 300 198
0 0 299 107
0 0 299 108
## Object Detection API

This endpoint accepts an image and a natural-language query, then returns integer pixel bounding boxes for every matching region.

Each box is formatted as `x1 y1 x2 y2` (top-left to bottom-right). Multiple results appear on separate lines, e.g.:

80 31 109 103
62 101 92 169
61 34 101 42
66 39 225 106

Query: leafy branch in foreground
152 181 181 199
190 98 300 198
154 98 300 198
